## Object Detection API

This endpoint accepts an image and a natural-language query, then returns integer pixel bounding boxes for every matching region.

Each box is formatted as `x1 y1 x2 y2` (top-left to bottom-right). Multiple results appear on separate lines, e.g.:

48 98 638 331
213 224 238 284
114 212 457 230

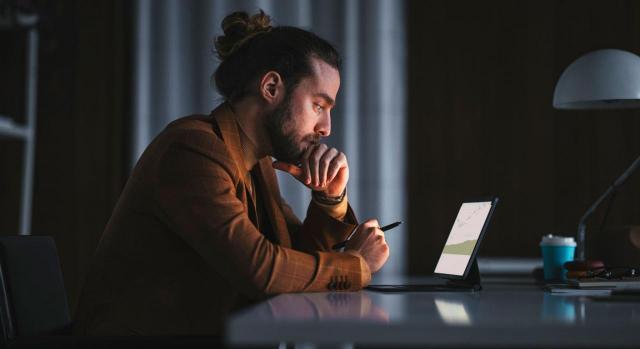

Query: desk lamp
553 49 640 261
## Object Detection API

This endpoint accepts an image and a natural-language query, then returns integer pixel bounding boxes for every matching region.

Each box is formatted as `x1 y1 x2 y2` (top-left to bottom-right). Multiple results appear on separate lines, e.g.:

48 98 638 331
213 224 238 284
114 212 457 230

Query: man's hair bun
214 10 272 60
212 10 341 102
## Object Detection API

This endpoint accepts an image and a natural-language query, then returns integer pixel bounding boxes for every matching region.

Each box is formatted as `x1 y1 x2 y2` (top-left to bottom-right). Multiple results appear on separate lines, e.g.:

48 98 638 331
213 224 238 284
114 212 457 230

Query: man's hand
273 144 349 197
344 219 389 273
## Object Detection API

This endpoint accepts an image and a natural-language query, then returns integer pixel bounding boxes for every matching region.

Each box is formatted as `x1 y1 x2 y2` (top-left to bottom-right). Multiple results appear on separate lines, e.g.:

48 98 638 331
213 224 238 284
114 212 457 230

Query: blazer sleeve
152 130 371 299
280 197 361 254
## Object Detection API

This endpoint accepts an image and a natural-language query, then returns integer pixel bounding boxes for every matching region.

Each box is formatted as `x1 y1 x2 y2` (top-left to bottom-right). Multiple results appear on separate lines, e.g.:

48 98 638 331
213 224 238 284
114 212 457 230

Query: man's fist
272 144 348 197
344 219 390 273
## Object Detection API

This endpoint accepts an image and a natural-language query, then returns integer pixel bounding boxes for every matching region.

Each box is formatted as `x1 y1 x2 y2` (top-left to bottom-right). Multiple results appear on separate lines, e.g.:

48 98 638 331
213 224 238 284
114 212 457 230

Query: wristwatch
312 188 346 205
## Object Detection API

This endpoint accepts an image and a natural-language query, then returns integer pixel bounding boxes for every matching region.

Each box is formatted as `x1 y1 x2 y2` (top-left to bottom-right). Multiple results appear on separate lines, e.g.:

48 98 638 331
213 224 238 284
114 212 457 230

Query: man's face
266 58 340 164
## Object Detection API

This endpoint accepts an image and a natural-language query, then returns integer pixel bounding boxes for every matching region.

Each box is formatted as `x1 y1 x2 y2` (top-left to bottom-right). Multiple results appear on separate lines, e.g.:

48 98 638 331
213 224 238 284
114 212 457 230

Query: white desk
226 277 640 348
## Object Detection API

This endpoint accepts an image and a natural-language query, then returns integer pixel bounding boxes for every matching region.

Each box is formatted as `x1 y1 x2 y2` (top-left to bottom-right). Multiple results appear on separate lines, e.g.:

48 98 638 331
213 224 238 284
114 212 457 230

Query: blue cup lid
539 234 576 247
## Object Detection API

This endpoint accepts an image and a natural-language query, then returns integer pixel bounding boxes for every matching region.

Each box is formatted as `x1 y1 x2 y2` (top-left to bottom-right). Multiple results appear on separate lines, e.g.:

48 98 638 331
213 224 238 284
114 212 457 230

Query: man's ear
259 71 285 105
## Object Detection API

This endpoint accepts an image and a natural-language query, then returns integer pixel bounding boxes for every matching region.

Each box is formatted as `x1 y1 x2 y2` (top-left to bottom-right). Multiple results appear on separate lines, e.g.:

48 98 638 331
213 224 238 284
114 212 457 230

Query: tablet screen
434 201 493 276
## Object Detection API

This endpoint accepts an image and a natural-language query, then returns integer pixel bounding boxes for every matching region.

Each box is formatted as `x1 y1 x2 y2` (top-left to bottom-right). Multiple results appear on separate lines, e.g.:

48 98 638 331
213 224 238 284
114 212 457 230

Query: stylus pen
331 221 402 250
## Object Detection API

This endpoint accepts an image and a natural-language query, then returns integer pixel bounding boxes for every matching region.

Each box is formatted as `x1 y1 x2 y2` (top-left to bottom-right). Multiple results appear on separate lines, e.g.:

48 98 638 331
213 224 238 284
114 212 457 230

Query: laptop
366 197 499 292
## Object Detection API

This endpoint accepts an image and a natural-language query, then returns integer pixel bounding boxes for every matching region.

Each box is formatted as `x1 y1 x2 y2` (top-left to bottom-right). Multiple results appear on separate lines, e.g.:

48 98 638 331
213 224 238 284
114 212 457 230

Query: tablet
366 197 498 292
433 197 498 280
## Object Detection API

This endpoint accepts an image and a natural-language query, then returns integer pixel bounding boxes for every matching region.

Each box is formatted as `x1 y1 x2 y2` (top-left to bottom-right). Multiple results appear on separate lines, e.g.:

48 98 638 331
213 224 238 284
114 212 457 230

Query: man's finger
319 148 339 187
301 145 315 185
309 144 327 187
327 152 346 183
367 227 379 239
363 219 379 228
272 161 303 178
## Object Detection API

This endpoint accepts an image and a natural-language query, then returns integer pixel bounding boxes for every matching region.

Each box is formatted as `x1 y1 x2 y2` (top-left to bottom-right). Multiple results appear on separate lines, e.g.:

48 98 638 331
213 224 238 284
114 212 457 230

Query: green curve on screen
442 239 477 255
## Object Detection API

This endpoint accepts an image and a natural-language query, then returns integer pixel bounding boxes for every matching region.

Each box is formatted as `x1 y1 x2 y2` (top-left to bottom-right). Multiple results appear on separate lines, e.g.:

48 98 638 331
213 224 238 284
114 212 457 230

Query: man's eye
314 103 324 113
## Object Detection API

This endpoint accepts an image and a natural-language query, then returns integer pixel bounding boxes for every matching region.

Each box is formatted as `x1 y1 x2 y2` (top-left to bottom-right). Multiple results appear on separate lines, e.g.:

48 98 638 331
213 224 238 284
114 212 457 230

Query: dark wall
35 0 132 311
408 0 640 274
0 0 132 310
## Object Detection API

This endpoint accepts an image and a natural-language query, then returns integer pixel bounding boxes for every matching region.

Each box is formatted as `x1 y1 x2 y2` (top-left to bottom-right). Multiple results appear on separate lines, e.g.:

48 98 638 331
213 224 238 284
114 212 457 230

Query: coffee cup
539 235 576 281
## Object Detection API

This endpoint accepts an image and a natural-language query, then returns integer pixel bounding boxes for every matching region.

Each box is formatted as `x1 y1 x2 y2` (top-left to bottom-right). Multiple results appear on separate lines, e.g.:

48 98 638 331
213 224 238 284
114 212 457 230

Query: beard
266 94 320 164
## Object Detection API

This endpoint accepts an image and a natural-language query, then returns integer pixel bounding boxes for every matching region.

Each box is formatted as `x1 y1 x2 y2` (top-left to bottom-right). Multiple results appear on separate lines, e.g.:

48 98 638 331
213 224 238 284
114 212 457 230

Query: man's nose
315 112 331 137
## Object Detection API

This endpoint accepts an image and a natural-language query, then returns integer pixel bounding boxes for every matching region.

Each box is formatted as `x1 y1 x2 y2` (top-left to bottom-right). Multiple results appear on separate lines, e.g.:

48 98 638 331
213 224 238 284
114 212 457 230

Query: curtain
133 0 407 280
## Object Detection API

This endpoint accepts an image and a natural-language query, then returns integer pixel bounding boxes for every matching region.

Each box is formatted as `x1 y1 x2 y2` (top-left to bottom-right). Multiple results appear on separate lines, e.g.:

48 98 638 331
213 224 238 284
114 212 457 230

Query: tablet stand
445 259 482 291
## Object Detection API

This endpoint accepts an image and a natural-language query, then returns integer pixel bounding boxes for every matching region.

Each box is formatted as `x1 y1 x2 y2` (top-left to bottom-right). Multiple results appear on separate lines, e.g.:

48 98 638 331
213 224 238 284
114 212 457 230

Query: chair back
0 236 71 343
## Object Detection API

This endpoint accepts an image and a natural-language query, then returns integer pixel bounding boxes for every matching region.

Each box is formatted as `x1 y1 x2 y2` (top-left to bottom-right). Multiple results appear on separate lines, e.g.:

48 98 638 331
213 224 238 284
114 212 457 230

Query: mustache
304 134 321 146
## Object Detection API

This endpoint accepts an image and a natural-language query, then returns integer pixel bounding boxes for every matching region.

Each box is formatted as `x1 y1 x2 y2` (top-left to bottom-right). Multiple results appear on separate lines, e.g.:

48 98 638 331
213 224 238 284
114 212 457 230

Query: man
74 10 389 336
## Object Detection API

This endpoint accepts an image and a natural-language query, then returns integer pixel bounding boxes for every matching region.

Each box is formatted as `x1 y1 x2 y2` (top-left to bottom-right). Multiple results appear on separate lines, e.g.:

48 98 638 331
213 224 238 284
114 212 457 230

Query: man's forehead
303 58 340 101
310 57 338 77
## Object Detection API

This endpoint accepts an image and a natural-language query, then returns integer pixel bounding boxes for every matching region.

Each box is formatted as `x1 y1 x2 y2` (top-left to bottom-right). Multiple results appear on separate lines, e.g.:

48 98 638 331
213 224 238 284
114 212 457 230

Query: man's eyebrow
314 93 335 107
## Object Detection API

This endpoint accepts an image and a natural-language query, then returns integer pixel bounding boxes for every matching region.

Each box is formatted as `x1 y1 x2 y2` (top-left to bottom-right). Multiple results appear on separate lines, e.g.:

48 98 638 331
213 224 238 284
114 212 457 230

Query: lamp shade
553 49 640 109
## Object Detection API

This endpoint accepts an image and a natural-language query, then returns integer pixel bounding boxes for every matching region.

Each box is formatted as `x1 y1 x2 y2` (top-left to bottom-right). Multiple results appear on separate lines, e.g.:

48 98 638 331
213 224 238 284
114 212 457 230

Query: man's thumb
272 161 303 178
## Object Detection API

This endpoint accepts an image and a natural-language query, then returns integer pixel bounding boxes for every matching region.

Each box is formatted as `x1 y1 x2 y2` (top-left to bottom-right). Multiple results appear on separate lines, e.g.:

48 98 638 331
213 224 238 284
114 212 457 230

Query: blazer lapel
213 103 290 247
213 103 249 186
256 158 291 248
213 104 258 225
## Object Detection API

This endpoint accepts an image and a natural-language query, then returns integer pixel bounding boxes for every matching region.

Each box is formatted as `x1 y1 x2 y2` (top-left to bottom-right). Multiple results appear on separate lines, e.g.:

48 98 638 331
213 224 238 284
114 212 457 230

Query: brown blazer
73 104 371 336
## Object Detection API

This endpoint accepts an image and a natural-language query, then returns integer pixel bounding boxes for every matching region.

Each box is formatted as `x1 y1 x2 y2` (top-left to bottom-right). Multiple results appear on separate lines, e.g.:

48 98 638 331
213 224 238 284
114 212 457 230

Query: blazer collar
213 103 249 186
212 103 291 248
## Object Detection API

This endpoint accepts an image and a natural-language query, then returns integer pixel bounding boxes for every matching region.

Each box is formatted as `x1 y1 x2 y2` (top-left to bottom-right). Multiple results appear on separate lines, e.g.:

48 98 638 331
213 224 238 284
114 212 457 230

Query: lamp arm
576 153 640 260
